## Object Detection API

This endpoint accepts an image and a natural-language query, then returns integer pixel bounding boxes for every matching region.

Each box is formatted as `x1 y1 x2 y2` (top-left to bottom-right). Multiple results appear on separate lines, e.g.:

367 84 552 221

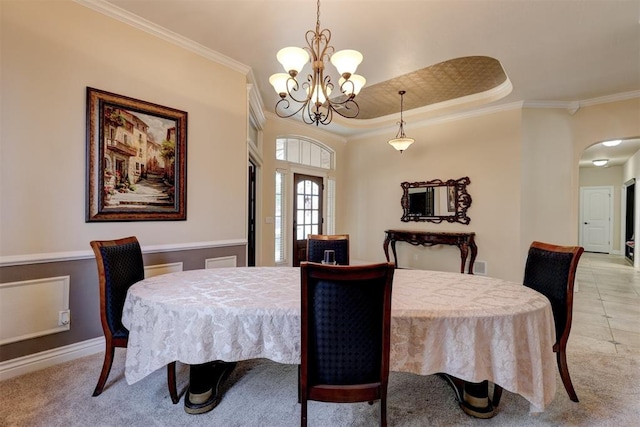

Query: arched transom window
276 137 333 170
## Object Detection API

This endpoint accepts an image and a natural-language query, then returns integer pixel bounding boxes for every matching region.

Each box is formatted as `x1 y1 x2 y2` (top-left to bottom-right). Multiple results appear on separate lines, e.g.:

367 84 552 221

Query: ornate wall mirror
400 177 472 224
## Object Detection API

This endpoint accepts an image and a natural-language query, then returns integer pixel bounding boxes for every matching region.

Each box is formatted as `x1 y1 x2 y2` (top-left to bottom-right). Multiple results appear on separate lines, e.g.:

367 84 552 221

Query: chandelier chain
397 90 407 138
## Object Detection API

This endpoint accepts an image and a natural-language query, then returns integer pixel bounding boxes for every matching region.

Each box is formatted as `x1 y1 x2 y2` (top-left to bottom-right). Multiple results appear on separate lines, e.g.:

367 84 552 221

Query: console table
383 230 477 274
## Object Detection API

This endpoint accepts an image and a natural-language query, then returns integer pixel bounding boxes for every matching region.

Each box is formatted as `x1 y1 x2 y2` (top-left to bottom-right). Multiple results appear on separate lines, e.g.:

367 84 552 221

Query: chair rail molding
0 239 247 267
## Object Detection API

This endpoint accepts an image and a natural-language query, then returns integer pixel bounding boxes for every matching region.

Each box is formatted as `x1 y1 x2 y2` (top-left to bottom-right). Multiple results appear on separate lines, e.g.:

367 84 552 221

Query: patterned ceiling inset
352 56 509 119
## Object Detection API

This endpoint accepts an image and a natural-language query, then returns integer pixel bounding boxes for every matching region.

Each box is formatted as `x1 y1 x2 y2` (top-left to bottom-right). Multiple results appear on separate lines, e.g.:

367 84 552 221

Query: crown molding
523 90 640 111
349 90 640 140
74 0 251 75
578 90 640 107
349 101 526 141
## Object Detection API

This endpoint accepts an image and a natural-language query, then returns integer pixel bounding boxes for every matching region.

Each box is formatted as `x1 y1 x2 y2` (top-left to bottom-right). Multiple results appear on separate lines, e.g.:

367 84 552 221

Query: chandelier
269 0 365 126
388 90 415 153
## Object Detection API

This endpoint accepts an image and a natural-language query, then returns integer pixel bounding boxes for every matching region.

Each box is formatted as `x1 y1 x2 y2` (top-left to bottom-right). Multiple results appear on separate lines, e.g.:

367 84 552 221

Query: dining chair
299 261 395 427
90 236 179 404
493 240 584 405
306 234 350 265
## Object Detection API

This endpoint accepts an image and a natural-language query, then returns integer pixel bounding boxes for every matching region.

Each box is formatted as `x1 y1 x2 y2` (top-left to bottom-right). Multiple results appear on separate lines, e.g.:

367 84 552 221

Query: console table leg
468 241 478 274
459 244 470 274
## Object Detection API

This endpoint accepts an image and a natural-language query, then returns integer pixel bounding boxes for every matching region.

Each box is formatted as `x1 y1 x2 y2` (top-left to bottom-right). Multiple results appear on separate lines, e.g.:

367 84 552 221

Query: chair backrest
306 234 350 265
90 236 145 337
300 262 395 400
523 241 584 345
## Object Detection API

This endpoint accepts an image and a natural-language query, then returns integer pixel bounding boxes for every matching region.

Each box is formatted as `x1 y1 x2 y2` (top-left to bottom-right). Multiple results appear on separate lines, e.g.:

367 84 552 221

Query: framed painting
86 87 187 221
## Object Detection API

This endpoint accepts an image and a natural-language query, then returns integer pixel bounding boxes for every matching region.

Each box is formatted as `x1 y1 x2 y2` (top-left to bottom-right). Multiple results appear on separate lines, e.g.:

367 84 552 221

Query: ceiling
579 138 640 169
100 0 639 138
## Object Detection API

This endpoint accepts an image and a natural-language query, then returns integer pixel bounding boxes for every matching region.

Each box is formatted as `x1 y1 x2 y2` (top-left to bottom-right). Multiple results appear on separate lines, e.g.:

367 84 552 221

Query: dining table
121 266 557 416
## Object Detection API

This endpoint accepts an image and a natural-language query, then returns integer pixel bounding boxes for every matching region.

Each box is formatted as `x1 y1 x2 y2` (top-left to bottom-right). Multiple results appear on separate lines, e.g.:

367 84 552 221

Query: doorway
247 160 257 266
580 186 613 253
292 173 323 266
624 179 635 263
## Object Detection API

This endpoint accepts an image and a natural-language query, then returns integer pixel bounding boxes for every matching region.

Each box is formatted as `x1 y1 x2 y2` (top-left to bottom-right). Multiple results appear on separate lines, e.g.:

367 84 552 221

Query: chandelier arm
275 97 311 120
303 100 330 125
339 79 357 100
305 30 319 62
317 29 333 63
283 77 309 104
329 100 360 119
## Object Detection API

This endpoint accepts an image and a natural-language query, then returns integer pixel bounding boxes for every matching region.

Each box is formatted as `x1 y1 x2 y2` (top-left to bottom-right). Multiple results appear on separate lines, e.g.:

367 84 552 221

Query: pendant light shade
388 137 415 152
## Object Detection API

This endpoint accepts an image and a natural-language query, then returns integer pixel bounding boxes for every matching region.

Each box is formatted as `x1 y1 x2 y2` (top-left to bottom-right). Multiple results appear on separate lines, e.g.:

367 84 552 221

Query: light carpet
1 349 638 426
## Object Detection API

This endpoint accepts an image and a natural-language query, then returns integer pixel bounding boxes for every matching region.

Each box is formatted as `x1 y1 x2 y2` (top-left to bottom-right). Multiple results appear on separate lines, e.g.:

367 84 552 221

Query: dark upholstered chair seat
111 327 128 340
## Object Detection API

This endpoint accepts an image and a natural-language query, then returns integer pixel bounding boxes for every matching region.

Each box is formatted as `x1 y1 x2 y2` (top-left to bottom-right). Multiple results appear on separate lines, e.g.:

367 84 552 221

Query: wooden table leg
437 374 497 418
184 361 236 414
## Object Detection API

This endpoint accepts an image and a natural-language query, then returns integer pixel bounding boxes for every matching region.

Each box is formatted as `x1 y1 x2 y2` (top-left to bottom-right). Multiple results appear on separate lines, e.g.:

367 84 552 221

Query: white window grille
275 137 333 169
326 177 336 234
275 170 286 264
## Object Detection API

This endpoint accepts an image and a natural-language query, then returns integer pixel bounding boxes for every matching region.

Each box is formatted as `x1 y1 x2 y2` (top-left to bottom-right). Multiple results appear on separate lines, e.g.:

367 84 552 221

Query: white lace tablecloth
122 267 556 411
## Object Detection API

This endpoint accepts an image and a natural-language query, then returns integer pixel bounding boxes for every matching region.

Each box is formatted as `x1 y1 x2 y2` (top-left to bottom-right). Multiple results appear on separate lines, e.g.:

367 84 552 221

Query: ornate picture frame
400 177 472 224
86 87 187 222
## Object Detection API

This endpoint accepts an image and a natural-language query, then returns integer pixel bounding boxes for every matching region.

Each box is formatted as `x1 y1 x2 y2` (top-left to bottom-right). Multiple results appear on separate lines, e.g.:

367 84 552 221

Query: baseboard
0 337 105 382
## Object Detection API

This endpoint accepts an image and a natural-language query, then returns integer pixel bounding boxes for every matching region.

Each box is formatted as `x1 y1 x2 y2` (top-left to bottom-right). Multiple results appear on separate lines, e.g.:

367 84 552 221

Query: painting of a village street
102 106 177 210
86 88 186 221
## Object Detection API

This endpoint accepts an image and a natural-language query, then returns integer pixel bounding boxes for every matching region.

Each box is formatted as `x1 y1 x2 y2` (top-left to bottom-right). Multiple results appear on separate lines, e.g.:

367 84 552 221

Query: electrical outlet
58 310 70 326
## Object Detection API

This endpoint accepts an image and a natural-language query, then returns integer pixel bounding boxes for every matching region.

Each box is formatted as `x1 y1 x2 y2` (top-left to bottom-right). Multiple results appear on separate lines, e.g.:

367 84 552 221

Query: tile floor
572 252 640 355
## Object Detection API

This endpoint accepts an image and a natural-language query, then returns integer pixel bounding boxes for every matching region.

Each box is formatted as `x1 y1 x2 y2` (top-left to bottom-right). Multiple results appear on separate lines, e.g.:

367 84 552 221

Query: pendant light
388 90 414 153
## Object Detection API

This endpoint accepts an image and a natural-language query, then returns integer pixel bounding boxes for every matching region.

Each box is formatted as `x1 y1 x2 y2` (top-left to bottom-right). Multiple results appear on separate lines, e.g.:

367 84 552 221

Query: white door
580 187 612 253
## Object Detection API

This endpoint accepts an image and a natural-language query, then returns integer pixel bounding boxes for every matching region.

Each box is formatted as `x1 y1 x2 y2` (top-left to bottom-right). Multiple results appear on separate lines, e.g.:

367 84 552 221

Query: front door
580 186 612 253
293 174 323 266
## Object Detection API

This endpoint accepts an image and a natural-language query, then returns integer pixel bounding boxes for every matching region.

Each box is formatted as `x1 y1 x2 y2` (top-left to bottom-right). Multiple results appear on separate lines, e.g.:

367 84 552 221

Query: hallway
572 252 640 355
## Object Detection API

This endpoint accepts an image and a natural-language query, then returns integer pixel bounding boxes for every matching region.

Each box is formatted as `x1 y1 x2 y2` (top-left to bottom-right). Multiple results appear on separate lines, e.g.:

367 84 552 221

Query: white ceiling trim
347 101 526 141
74 0 251 75
349 90 640 141
522 90 640 111
578 90 640 107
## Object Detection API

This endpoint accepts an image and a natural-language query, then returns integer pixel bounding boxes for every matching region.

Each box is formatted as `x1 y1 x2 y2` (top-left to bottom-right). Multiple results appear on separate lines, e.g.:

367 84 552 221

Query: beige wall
0 0 250 362
344 109 523 280
1 0 248 257
342 99 640 282
520 108 577 257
